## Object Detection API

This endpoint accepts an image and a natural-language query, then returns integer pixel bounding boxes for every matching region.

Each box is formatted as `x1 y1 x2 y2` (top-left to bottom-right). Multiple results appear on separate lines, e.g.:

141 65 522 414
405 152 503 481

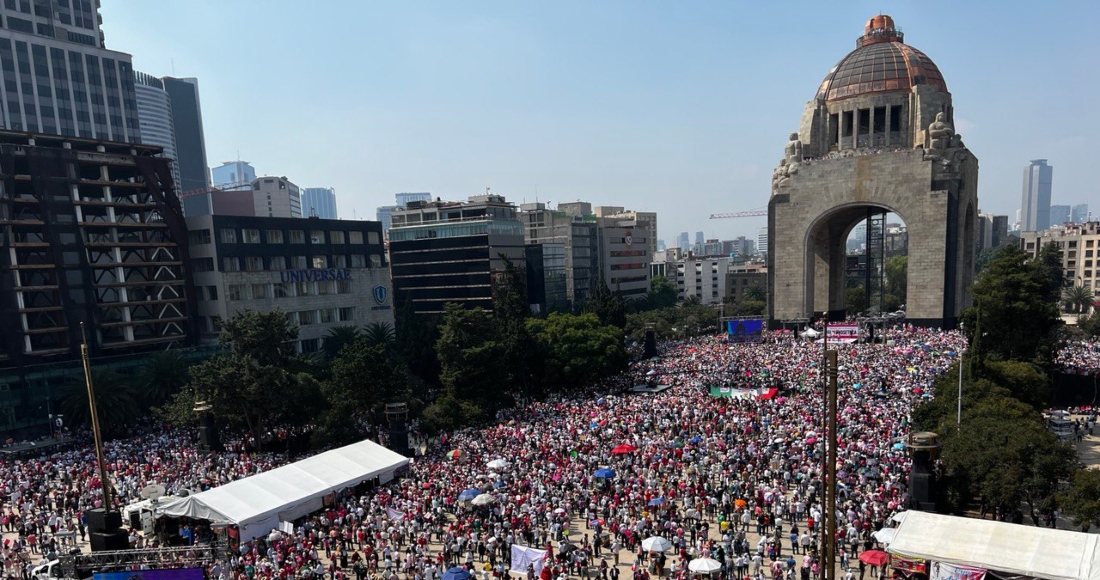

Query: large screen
95 569 205 580
726 318 765 343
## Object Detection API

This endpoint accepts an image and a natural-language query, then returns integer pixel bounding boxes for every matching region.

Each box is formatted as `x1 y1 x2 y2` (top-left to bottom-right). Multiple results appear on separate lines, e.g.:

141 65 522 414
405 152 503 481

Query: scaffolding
864 209 886 314
59 545 224 578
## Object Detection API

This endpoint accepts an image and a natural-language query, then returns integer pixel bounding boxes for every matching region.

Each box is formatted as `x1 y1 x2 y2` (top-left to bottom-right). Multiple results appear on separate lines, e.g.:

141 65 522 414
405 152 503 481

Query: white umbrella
553 507 566 514
471 493 497 506
641 536 673 553
871 528 896 545
487 459 510 470
687 559 722 574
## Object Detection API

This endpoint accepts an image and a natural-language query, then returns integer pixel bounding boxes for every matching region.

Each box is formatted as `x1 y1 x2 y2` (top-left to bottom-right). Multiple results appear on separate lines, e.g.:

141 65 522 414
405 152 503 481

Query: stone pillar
885 105 893 147
850 108 858 149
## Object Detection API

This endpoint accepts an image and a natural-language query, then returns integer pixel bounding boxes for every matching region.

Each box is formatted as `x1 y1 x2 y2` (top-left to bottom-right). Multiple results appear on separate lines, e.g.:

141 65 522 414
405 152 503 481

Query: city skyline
100 1 1099 239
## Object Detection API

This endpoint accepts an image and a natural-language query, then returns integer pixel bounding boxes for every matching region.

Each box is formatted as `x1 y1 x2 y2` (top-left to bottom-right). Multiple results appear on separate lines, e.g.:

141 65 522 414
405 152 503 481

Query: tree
138 350 190 408
743 283 766 303
645 276 679 310
885 255 907 304
962 245 1061 366
527 313 629 393
432 304 510 425
845 284 868 314
1063 285 1094 315
492 257 535 398
394 298 441 386
1061 468 1100 531
60 369 141 436
585 277 627 328
362 321 396 348
315 336 409 446
323 325 362 360
159 309 321 450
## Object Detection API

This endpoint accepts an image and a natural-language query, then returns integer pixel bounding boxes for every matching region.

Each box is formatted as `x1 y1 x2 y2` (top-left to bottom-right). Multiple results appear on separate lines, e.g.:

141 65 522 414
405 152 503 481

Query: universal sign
278 268 352 283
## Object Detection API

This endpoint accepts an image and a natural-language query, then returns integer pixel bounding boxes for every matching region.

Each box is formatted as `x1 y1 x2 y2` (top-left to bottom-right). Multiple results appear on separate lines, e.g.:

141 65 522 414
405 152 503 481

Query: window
266 230 283 244
270 256 286 270
321 308 336 323
368 232 380 245
242 229 261 244
312 256 327 269
222 257 240 272
310 231 325 244
299 310 316 325
369 255 382 268
188 229 211 245
273 283 289 298
228 284 244 301
348 231 364 244
350 254 366 268
220 228 237 243
251 284 268 299
295 281 311 296
291 256 307 269
190 257 215 272
331 255 347 268
206 286 218 301
245 256 264 271
337 279 352 294
338 307 356 322
289 230 305 244
300 338 320 353
330 231 345 244
318 281 332 295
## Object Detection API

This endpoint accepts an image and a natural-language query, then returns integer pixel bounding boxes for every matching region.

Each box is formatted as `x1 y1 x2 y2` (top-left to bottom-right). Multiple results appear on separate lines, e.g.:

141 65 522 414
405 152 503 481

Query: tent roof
886 511 1100 580
156 439 408 542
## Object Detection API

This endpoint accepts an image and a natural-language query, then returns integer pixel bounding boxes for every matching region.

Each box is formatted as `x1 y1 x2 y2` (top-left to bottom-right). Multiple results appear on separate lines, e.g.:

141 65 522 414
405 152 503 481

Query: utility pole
80 323 113 510
824 348 839 580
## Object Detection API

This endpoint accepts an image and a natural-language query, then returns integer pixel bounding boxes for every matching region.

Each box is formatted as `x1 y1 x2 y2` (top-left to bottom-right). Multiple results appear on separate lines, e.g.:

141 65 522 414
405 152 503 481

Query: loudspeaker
388 425 410 457
198 413 223 452
908 473 934 509
643 331 657 359
89 530 128 552
85 508 122 533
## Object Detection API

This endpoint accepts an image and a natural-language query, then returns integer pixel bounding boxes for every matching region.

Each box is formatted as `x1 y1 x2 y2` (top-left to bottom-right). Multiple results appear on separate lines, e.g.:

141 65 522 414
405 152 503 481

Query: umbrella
458 488 480 502
689 436 702 444
553 507 567 514
593 468 616 479
892 442 905 450
267 531 284 542
687 559 722 574
487 459 510 470
443 568 472 580
559 543 578 554
471 493 497 506
611 444 637 455
648 497 667 506
641 536 673 552
871 528 896 544
685 508 700 519
493 480 507 488
858 550 889 567
447 450 465 460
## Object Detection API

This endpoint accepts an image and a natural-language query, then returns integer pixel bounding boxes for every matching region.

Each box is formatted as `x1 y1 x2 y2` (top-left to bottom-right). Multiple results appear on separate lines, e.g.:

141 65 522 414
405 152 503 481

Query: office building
525 243 567 313
558 201 592 218
678 232 690 252
302 187 338 219
389 194 526 314
212 160 257 187
1021 159 1053 231
1050 205 1071 227
728 264 768 306
595 207 658 259
0 131 195 435
597 215 651 300
673 257 729 305
161 77 209 193
185 215 391 351
1072 204 1090 224
377 193 431 238
758 227 769 256
1020 222 1100 298
695 231 704 245
253 176 302 218
0 2 142 143
133 72 179 188
519 202 599 307
395 192 431 207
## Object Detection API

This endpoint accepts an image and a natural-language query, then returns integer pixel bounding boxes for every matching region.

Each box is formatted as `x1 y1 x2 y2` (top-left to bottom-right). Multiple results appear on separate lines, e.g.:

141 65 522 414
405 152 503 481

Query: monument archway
766 15 978 328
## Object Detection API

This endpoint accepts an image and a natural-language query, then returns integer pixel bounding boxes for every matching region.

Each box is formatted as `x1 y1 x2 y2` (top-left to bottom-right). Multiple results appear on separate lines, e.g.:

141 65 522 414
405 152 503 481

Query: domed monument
768 15 978 327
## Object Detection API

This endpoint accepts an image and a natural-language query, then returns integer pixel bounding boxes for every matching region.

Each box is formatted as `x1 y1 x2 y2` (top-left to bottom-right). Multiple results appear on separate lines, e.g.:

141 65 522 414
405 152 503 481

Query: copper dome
816 15 947 101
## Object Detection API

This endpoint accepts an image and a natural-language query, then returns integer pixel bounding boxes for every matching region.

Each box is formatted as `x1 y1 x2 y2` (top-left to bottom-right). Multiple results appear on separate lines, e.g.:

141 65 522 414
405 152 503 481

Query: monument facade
768 15 978 328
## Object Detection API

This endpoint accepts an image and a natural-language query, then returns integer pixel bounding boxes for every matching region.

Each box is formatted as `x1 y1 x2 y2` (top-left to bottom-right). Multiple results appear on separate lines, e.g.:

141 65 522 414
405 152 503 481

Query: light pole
957 321 964 429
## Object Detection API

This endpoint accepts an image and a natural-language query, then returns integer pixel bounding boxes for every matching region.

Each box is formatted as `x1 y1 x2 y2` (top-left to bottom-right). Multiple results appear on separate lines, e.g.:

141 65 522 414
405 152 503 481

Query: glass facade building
302 187 338 219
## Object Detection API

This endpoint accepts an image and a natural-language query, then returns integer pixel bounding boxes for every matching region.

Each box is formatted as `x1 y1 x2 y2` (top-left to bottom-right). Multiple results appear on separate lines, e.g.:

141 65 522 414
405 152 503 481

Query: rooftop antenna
535 185 539 203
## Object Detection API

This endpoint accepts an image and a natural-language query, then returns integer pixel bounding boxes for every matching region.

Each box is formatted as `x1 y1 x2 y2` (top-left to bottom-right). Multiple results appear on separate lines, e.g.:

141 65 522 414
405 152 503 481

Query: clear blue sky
101 1 1099 242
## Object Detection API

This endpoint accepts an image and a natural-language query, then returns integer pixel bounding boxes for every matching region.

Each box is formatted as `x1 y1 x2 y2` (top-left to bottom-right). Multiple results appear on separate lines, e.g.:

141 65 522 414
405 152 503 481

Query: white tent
886 511 1100 580
156 439 409 542
801 328 820 338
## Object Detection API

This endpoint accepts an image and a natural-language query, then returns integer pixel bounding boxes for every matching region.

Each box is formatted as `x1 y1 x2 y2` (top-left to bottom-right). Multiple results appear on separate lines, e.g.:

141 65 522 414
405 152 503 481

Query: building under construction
0 130 197 436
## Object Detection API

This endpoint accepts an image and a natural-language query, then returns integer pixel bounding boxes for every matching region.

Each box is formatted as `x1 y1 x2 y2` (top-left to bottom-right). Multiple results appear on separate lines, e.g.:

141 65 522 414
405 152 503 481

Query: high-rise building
678 232 690 252
695 231 705 245
1021 222 1100 300
1072 204 1090 224
594 207 658 259
758 227 769 256
253 176 301 218
134 72 180 188
0 131 195 436
161 77 209 193
377 193 431 238
302 187 338 219
389 194 526 314
1050 205 1071 227
597 216 652 300
212 161 257 187
519 202 599 307
1021 159 1053 231
0 2 143 143
395 192 432 207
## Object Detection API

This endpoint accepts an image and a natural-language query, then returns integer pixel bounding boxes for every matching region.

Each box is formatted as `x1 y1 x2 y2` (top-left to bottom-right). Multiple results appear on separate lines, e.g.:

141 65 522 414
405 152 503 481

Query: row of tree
913 243 1100 529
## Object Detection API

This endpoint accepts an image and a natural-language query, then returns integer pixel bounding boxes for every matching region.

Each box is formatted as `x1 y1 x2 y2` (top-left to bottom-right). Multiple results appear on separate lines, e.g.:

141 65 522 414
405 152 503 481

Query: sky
100 1 1100 243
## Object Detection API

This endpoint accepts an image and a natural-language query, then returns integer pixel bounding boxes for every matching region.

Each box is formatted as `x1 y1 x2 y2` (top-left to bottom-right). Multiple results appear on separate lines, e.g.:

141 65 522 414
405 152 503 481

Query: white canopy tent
886 511 1100 580
156 439 409 542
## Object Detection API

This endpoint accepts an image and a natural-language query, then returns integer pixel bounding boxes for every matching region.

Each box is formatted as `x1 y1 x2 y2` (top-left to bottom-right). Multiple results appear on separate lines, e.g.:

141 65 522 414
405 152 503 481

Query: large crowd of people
0 325 1088 580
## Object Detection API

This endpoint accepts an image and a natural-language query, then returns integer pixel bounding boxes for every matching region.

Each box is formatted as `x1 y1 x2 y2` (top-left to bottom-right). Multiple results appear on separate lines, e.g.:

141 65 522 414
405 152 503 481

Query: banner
95 570 204 580
727 319 765 343
510 544 548 576
825 324 859 343
386 507 406 521
929 562 985 580
888 552 926 574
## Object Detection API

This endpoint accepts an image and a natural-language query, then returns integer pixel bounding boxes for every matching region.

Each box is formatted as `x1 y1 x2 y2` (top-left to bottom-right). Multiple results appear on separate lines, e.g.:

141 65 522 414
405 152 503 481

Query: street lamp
957 321 964 429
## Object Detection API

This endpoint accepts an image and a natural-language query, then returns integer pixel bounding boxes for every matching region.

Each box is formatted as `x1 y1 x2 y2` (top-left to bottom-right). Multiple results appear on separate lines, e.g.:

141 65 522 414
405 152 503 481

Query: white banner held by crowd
386 507 406 521
510 544 548 576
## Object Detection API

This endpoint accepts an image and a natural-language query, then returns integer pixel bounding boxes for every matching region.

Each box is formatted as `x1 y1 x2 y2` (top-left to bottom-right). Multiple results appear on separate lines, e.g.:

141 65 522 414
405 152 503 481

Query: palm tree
138 350 190 408
362 321 396 348
323 325 362 359
60 369 141 436
1064 285 1095 314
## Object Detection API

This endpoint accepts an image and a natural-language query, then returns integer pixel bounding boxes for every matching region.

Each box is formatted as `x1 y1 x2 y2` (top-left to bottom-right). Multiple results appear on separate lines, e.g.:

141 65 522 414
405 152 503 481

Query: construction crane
180 180 252 200
710 209 767 219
